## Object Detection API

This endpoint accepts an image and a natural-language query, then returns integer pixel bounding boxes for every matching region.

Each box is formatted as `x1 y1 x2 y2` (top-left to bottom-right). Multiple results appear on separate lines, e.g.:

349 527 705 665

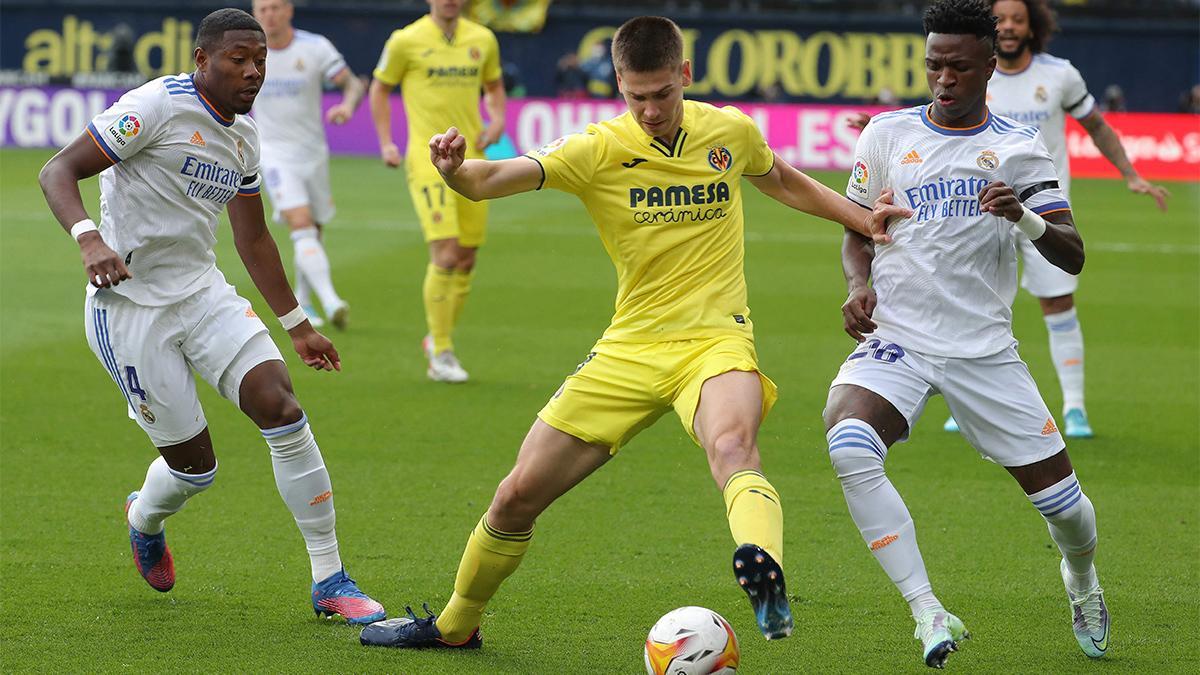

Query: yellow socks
722 469 784 565
449 269 473 326
423 264 455 353
435 515 533 643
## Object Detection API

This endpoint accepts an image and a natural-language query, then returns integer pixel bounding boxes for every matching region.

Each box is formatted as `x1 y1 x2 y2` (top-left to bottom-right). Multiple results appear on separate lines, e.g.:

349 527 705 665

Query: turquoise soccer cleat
943 416 960 433
1063 409 1094 439
733 544 793 640
1061 559 1109 658
914 608 969 669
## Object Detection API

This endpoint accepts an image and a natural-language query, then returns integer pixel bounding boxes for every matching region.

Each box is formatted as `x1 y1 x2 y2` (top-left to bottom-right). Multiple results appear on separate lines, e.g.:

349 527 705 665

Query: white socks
827 419 940 618
1045 308 1085 413
128 457 217 535
262 413 343 582
1028 472 1098 591
290 228 342 315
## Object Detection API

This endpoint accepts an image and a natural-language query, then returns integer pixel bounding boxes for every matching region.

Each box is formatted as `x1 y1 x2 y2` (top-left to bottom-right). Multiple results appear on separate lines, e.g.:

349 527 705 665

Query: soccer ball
644 606 740 675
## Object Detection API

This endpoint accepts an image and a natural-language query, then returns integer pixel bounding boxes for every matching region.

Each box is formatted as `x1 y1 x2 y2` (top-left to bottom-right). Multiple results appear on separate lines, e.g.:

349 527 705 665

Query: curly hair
923 0 998 49
196 8 263 52
992 0 1059 53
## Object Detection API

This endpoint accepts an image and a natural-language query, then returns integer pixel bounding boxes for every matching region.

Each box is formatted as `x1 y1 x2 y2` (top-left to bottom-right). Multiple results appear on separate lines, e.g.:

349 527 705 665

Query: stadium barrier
1 85 1196 181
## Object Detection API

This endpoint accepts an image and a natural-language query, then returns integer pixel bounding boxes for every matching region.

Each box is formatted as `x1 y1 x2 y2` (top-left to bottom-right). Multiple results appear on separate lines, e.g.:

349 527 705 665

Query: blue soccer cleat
360 603 482 649
124 491 175 592
1063 409 1094 439
914 608 970 669
943 416 960 433
312 568 386 625
733 544 793 639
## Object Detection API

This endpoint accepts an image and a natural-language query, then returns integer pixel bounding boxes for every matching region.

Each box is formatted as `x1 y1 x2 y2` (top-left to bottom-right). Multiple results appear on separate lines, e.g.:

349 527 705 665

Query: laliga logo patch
105 112 142 148
976 150 1000 171
853 160 869 184
707 146 732 172
535 136 568 156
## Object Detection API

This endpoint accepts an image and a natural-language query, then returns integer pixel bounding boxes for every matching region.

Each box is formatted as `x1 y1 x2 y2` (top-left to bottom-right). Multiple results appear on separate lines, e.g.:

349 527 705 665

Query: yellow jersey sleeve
482 31 503 84
372 30 408 87
723 106 774 177
526 128 603 195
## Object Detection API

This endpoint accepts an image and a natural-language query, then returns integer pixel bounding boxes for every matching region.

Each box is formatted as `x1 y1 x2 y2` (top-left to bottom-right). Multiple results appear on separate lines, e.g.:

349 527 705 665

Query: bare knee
707 431 760 486
488 474 541 532
455 248 477 273
239 364 303 430
1038 294 1075 315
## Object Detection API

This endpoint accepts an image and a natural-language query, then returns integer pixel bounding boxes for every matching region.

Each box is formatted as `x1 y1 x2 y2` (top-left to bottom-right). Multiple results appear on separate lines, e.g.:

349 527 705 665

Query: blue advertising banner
1 3 1196 112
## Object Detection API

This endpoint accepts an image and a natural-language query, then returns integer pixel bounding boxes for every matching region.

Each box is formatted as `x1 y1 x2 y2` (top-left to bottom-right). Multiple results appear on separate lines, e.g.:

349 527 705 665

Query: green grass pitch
1 147 1196 673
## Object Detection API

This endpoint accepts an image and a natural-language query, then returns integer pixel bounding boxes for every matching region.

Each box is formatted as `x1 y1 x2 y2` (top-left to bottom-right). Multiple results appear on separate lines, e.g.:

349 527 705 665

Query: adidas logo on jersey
1041 418 1059 436
900 150 922 165
189 131 206 147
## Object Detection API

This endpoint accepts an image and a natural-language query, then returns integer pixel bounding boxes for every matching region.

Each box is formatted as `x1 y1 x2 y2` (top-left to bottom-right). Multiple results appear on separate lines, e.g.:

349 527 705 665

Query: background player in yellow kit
360 16 899 650
368 0 506 383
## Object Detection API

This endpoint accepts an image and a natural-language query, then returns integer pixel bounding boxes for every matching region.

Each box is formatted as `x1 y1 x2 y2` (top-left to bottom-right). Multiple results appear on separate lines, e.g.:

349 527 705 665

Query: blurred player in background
829 0 1107 666
37 8 384 624
252 0 363 330
368 0 506 383
360 15 898 651
851 0 1170 439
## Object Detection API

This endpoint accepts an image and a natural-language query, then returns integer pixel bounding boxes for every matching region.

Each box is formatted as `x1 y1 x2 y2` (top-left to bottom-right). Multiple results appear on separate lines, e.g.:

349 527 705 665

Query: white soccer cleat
1061 559 1109 659
422 335 468 383
914 608 969 669
302 304 325 328
328 301 350 330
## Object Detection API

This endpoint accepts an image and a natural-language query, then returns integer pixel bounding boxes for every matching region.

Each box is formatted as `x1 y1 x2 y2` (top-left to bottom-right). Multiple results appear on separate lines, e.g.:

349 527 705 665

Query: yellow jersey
525 100 775 343
373 16 502 176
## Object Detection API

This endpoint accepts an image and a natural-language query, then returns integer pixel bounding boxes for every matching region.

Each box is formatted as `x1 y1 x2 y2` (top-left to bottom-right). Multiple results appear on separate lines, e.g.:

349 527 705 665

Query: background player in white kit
252 0 364 329
956 0 1171 438
827 0 1107 667
37 9 385 624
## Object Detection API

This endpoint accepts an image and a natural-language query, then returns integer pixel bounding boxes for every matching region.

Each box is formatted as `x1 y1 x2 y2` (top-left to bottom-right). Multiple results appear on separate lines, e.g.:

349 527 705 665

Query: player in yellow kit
368 0 506 383
360 16 898 650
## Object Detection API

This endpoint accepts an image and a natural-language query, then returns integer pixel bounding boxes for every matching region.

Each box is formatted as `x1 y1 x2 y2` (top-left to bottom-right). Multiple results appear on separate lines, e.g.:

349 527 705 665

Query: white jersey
987 53 1095 195
253 29 348 167
846 105 1071 358
86 74 262 306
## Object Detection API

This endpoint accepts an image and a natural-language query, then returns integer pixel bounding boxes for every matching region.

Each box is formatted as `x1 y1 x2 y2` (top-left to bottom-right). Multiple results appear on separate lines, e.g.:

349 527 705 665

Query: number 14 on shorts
847 339 905 363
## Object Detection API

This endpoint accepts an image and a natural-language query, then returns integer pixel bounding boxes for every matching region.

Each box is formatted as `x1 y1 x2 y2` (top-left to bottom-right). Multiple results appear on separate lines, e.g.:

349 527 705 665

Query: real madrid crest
139 404 157 424
1034 85 1048 102
976 150 1000 171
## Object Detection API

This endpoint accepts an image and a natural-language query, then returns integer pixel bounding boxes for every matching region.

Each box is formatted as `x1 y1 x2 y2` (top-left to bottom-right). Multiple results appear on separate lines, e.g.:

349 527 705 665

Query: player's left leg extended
944 346 1105 658
361 420 612 649
1009 451 1107 659
222 336 383 624
286 209 348 330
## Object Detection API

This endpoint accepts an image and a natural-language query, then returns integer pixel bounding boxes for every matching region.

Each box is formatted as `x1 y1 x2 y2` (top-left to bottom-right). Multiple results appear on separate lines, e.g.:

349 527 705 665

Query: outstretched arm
980 181 1084 274
747 155 906 244
1078 110 1169 211
38 133 132 288
227 194 340 371
430 126 542 201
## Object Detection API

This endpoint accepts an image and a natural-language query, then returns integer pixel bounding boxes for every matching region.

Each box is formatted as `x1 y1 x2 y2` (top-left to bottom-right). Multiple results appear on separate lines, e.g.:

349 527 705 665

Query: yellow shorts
407 171 489 248
538 335 778 453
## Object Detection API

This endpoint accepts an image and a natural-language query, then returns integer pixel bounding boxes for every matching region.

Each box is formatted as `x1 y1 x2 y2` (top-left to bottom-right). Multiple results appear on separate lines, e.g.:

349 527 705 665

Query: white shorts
262 159 336 225
829 335 1065 467
84 280 284 446
1018 234 1078 298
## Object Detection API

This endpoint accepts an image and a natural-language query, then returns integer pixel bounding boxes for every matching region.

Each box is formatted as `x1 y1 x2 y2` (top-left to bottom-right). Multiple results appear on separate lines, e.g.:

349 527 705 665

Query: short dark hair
923 0 998 50
611 16 683 73
992 0 1058 53
196 8 264 52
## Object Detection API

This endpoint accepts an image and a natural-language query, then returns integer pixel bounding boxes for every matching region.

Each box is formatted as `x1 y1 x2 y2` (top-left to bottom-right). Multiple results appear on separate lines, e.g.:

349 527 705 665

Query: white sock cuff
1028 472 1084 518
261 413 309 441
827 419 887 462
290 227 320 242
167 461 219 489
1044 307 1079 331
